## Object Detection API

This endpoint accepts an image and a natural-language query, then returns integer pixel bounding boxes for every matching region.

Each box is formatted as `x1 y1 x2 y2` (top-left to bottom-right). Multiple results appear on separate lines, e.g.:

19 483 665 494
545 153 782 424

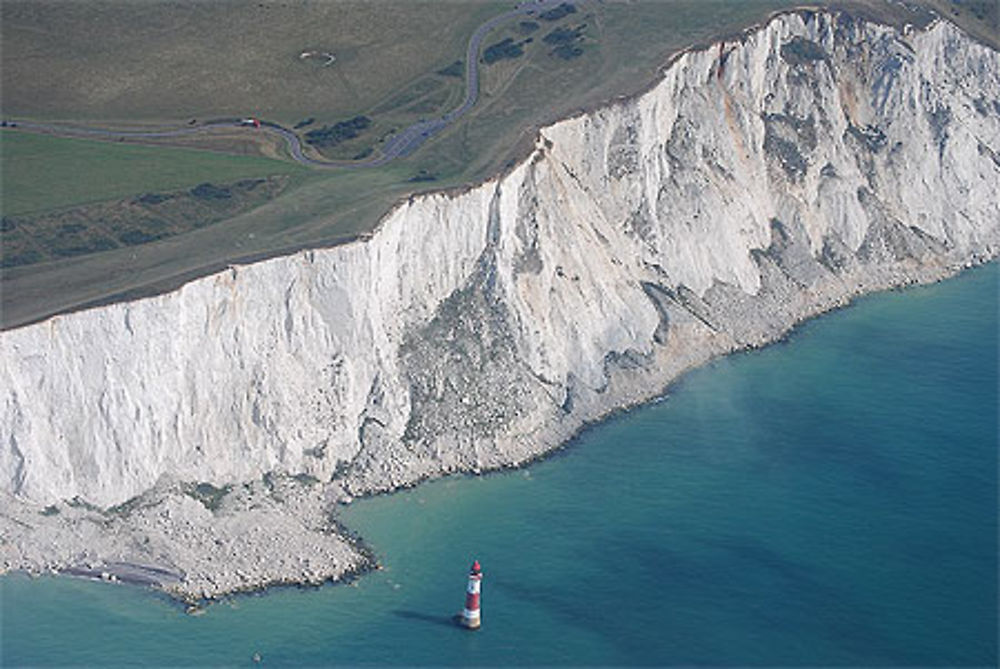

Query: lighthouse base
453 614 481 630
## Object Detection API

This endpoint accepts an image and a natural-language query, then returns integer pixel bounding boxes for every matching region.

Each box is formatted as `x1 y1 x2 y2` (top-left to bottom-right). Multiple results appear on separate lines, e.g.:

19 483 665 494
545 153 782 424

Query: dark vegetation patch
293 117 315 129
235 178 264 191
352 147 374 160
483 37 525 64
50 227 118 259
304 115 371 148
780 36 828 66
106 492 158 517
40 504 60 516
1 249 44 268
190 182 232 200
542 26 582 45
408 169 437 182
60 223 87 236
118 229 167 246
436 60 464 77
1 177 287 269
183 482 232 512
552 43 583 59
538 2 576 21
543 24 586 59
62 240 116 256
518 20 540 34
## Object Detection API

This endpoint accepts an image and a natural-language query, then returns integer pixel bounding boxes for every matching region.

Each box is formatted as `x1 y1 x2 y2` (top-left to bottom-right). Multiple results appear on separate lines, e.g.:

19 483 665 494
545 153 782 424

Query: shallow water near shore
2 263 997 666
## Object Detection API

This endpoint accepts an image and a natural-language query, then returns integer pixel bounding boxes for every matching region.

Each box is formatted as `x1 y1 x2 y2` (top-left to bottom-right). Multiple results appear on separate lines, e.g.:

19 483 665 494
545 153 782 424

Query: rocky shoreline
2 253 993 602
0 475 375 603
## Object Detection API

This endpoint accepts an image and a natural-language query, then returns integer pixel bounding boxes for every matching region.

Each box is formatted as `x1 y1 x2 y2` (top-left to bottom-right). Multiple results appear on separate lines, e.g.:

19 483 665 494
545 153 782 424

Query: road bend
5 0 568 170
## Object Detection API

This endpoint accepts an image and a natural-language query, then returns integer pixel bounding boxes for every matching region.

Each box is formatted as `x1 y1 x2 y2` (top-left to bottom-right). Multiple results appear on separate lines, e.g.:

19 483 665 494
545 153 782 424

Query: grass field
1 0 992 328
0 0 503 125
1 131 307 216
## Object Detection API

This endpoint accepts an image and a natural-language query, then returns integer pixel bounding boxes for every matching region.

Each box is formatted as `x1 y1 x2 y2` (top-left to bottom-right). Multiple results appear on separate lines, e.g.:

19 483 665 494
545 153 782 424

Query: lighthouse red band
461 560 483 629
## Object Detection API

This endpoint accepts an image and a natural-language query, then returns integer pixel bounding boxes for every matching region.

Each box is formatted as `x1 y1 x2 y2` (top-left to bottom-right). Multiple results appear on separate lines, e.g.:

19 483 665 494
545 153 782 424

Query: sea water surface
2 263 997 666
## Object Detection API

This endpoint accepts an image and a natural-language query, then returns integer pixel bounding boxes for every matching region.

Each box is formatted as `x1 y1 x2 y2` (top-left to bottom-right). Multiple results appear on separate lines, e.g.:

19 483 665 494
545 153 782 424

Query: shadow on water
392 609 459 629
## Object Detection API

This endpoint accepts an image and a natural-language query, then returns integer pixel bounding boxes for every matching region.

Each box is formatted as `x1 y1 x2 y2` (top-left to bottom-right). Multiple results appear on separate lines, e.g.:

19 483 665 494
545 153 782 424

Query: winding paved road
6 0 568 170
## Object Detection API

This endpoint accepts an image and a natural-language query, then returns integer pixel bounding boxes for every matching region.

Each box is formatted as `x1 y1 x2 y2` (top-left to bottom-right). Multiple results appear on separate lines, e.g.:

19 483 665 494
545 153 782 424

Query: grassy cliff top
1 0 993 329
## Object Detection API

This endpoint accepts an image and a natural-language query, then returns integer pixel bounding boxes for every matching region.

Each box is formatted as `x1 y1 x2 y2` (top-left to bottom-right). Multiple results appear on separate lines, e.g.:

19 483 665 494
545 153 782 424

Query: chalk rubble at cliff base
2 9 999 598
0 476 370 602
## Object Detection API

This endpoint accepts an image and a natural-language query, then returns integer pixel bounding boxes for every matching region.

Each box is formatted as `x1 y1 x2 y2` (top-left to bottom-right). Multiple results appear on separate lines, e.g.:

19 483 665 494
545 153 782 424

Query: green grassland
0 0 503 125
1 0 992 329
1 132 307 216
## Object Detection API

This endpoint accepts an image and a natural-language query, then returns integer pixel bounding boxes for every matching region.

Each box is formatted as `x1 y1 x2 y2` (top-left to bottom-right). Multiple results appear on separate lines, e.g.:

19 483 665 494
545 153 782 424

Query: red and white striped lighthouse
459 560 483 629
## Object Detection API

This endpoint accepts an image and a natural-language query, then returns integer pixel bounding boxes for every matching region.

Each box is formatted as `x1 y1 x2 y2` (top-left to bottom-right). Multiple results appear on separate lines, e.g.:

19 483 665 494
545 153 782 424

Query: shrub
483 38 524 64
304 116 372 148
190 183 232 199
538 2 576 21
543 26 581 45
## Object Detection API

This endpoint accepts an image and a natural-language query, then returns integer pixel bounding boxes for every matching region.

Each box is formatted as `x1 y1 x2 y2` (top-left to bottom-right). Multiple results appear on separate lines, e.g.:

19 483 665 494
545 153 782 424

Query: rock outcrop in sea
2 11 998 599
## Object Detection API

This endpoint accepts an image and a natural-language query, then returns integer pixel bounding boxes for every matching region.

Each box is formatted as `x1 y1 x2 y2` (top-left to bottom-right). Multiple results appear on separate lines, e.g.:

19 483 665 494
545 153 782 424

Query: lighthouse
459 560 483 630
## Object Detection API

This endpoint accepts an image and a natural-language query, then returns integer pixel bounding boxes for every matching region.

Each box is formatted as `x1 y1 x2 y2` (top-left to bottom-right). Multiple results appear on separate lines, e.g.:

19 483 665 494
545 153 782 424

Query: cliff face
3 12 999 509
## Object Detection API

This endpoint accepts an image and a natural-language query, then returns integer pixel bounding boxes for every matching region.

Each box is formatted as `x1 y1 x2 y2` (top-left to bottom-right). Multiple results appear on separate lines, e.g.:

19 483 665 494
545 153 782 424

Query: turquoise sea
2 263 997 666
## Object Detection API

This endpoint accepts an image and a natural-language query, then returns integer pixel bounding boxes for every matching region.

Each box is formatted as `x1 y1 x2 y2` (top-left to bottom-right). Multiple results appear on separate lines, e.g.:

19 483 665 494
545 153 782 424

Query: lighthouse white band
467 580 481 594
463 608 481 619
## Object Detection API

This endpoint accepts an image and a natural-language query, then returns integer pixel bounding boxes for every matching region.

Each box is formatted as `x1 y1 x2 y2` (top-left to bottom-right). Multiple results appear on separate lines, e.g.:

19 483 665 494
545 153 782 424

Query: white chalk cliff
3 12 999 511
